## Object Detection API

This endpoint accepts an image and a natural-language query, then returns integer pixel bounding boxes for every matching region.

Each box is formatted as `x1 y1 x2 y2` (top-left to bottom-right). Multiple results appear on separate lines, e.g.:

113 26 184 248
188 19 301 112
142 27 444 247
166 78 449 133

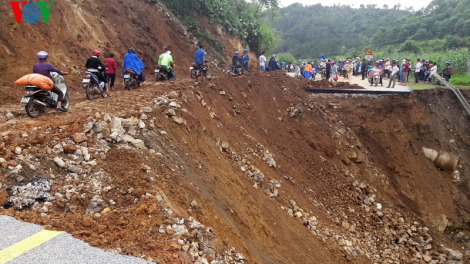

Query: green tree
445 34 461 49
399 40 421 53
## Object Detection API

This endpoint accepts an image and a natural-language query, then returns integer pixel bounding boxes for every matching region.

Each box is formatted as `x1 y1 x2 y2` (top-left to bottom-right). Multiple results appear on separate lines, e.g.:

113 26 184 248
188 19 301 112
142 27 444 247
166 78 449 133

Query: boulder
72 133 87 143
173 116 185 125
63 145 78 154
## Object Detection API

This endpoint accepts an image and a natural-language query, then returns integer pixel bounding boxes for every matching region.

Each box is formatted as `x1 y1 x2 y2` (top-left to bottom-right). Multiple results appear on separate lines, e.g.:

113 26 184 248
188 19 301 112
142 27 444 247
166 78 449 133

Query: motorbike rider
232 51 241 68
158 50 176 81
241 49 250 74
86 50 110 97
123 47 147 86
369 61 384 86
33 51 68 111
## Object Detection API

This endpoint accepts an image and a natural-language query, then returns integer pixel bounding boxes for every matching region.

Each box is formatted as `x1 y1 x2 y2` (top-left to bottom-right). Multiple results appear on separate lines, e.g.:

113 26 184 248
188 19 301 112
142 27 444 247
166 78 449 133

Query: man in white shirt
259 51 267 72
414 59 422 83
387 61 400 88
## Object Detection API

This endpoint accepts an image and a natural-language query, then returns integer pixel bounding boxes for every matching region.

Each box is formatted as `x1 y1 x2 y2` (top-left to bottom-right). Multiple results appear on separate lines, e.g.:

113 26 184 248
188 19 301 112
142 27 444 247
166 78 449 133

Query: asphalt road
0 215 152 264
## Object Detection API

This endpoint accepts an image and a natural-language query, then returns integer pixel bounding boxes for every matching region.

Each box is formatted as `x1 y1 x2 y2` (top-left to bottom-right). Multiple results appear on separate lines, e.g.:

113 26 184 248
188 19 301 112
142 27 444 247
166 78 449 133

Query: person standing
330 61 338 82
387 61 399 88
105 53 116 91
414 59 422 83
281 60 286 72
241 49 250 74
259 51 266 72
399 60 406 85
87 50 110 96
442 62 452 82
361 59 367 80
267 54 276 72
325 59 331 80
294 62 301 77
347 59 353 84
194 45 205 77
384 58 390 80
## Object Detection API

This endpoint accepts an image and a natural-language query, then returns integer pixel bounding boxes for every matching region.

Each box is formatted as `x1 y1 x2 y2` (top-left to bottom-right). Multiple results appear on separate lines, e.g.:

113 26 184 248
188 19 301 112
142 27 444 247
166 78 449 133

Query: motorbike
320 67 327 79
21 72 70 118
371 69 381 87
155 64 173 82
227 65 242 76
83 67 107 100
190 61 211 80
123 68 142 90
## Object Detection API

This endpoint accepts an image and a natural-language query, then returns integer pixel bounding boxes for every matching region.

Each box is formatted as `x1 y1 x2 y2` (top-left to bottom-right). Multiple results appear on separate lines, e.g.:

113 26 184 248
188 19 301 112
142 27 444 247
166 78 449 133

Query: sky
279 0 432 11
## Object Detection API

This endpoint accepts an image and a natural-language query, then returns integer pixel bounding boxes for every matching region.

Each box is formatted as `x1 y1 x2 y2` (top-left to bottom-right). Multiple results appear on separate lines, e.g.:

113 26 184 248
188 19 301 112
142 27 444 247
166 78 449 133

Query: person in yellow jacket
158 51 176 80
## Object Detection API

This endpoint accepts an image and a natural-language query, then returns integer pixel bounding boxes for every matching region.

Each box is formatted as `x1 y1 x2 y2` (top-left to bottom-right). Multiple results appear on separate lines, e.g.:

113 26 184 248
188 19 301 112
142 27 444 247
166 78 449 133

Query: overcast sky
279 0 432 11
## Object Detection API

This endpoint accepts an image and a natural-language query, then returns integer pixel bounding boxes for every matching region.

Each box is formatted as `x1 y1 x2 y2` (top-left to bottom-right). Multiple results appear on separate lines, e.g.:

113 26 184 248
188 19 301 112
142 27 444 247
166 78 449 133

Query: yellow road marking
0 230 63 264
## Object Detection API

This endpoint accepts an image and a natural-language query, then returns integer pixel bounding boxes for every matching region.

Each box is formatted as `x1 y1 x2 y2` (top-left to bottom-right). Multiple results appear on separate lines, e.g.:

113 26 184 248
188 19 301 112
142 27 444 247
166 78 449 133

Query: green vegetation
271 3 409 58
158 0 279 53
276 53 297 64
450 76 470 86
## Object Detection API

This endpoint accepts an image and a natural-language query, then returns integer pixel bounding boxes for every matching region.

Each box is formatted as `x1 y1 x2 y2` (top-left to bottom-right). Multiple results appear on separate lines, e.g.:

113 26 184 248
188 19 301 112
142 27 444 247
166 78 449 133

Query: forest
271 3 409 58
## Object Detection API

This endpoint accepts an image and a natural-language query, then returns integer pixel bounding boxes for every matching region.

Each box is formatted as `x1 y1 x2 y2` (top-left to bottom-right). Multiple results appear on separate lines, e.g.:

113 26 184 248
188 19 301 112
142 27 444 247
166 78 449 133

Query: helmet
128 47 136 53
235 51 239 55
167 51 171 55
272 54 276 58
37 51 49 59
93 50 101 56
446 61 451 65
243 49 248 52
376 61 381 64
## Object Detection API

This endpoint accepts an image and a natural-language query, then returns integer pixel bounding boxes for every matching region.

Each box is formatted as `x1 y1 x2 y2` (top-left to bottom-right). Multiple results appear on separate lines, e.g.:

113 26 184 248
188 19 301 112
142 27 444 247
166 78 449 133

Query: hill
271 3 409 58
371 0 470 51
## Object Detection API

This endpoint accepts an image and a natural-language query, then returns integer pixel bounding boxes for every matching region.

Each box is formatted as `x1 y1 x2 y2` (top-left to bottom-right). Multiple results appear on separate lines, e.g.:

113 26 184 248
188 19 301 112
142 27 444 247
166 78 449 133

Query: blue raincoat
122 52 145 77
267 57 277 71
320 54 326 60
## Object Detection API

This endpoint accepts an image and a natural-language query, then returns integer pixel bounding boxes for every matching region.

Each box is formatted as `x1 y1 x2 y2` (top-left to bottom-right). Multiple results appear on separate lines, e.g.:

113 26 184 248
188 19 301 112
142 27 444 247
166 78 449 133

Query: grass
450 76 470 86
408 74 470 90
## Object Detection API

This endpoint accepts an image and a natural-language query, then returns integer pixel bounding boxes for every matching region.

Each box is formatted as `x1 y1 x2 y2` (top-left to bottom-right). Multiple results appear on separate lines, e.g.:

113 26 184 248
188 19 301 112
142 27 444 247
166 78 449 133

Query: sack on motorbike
15 74 54 91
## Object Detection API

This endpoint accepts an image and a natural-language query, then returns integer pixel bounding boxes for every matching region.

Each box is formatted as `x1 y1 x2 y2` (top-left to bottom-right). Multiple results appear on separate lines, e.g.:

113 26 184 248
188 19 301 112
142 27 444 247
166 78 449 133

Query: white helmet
167 51 171 55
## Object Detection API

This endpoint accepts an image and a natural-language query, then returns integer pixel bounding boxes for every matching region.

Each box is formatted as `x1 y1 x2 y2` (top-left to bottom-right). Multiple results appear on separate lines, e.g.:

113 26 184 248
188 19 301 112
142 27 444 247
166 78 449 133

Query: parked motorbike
83 67 107 100
190 61 211 80
21 72 70 118
155 65 173 82
123 68 142 90
227 65 242 76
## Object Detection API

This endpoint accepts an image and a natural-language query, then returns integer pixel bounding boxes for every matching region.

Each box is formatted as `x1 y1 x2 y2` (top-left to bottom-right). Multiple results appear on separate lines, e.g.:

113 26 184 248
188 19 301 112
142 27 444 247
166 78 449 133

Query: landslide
1 72 470 263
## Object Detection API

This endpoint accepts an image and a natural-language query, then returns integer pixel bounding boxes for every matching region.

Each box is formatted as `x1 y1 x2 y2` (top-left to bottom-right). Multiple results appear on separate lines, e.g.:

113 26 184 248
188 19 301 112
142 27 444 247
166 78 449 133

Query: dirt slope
1 72 470 263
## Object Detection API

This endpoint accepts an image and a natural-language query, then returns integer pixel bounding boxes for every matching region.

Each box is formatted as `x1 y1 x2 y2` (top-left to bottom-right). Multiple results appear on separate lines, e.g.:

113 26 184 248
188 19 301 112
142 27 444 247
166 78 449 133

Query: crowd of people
258 53 454 88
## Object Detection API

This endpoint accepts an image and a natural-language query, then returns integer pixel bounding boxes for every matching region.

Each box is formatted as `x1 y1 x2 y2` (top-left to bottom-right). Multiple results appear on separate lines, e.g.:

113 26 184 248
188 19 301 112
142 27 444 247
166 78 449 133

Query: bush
399 40 421 54
450 76 470 86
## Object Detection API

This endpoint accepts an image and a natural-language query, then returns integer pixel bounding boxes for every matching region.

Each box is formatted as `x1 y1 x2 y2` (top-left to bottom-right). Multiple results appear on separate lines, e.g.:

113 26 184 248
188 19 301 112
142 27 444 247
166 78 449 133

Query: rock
294 212 303 218
6 112 14 120
138 121 145 129
102 128 111 138
169 102 178 108
132 139 146 149
191 201 197 207
0 158 5 163
101 207 111 215
141 114 148 120
93 123 103 133
14 147 22 155
122 117 139 128
72 133 87 143
363 198 371 205
221 142 229 151
4 152 14 161
63 145 78 154
342 221 350 229
83 122 94 133
220 91 226 95
154 97 168 106
104 114 112 122
172 116 185 125
53 157 66 168
166 108 176 116
52 144 64 154
140 107 152 113
110 117 124 133
447 248 463 260
377 203 382 210
67 165 84 174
